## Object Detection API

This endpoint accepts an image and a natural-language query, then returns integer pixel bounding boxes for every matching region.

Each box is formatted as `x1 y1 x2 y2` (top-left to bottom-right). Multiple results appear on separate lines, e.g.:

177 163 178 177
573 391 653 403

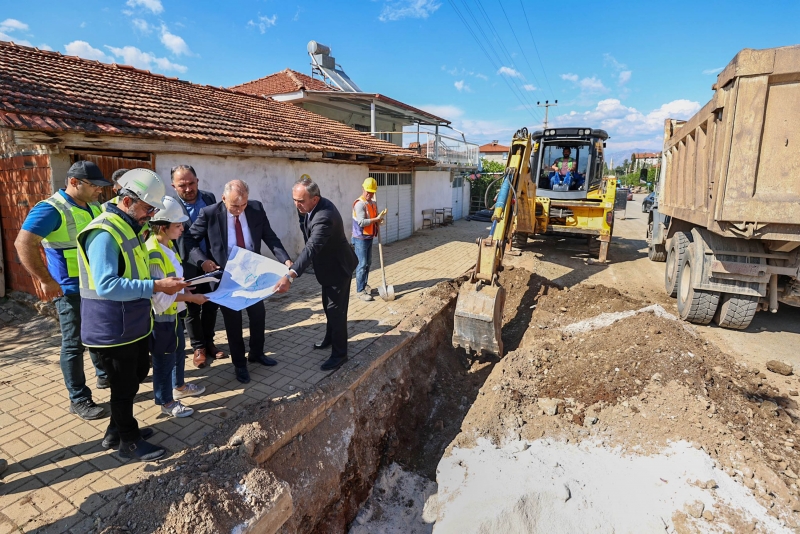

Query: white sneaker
161 401 194 418
173 382 205 399
364 284 373 295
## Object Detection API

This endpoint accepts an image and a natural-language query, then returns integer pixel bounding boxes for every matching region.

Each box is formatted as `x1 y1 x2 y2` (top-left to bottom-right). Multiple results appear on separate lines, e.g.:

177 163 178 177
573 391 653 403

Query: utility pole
537 100 558 128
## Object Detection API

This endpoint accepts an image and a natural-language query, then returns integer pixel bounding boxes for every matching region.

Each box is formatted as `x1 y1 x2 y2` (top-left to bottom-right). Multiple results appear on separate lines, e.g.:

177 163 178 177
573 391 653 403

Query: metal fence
370 131 479 167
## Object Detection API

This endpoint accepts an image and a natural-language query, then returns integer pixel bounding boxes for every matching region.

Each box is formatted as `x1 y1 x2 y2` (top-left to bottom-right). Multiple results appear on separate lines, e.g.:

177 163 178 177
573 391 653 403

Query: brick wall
0 154 52 298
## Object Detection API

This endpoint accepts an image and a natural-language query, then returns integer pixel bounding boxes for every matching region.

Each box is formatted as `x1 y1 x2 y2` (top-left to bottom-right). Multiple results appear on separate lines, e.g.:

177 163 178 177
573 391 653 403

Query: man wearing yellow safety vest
146 196 208 419
15 161 112 421
352 177 386 301
78 169 188 461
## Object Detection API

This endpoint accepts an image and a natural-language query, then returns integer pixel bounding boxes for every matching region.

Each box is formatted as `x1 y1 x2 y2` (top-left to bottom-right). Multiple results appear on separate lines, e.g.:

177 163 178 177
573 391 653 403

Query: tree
631 153 637 170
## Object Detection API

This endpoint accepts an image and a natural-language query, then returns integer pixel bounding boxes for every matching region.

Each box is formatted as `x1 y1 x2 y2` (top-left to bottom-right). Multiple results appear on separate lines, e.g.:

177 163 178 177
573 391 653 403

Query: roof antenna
307 41 361 92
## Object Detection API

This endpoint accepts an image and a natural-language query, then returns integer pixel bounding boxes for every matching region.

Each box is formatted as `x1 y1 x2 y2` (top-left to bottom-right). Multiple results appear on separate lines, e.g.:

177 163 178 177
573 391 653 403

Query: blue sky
2 0 799 158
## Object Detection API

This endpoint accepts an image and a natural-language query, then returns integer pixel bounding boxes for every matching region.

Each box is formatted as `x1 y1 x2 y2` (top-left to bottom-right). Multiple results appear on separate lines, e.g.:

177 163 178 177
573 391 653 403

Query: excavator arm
452 128 533 355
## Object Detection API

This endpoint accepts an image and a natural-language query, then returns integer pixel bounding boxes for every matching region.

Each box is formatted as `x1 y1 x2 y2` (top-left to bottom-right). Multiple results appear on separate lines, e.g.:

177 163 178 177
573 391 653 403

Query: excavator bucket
452 282 506 356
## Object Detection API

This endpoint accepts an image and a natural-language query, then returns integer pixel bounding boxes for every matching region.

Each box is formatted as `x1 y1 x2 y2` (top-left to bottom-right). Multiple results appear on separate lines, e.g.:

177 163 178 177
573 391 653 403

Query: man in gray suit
171 165 225 368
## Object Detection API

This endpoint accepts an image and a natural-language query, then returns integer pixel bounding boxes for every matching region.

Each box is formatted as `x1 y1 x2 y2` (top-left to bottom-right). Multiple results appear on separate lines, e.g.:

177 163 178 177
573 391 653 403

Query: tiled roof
633 152 661 159
0 42 427 162
230 68 337 95
479 142 509 153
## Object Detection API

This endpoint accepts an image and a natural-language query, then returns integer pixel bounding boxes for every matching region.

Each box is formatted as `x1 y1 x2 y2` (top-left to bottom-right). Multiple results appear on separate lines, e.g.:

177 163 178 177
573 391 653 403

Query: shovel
376 225 395 301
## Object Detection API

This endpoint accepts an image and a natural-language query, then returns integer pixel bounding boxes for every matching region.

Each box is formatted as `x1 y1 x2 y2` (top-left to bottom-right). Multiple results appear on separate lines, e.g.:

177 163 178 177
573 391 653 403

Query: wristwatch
284 273 293 284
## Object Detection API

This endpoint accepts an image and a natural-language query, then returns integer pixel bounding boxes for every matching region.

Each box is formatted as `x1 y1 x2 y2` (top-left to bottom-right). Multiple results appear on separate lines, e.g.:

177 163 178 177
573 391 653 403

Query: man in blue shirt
171 165 224 369
15 161 111 420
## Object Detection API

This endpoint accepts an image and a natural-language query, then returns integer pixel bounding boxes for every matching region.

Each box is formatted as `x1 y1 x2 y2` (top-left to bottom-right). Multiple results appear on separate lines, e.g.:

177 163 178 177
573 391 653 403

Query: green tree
470 159 506 212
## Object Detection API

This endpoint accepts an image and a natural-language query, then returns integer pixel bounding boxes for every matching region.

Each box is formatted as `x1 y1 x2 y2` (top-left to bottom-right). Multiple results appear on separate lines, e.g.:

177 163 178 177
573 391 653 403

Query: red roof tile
0 42 427 161
479 142 509 153
633 152 661 159
230 68 337 95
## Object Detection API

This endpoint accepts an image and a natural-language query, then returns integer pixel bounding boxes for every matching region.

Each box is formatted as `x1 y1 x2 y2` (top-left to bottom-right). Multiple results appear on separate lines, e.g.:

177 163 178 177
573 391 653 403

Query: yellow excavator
452 126 618 355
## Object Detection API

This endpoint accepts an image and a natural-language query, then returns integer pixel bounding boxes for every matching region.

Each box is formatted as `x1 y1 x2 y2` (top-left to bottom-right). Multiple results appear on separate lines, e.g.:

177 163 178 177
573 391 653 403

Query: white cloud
579 77 607 92
160 24 191 55
702 66 724 75
0 18 31 45
415 104 464 120
125 0 163 14
618 71 631 84
105 45 187 73
454 80 471 92
132 19 152 33
560 73 579 82
497 66 522 78
379 0 441 22
523 84 536 91
39 43 53 51
64 40 112 62
0 19 28 32
248 15 277 34
554 98 701 138
476 73 488 81
603 53 626 71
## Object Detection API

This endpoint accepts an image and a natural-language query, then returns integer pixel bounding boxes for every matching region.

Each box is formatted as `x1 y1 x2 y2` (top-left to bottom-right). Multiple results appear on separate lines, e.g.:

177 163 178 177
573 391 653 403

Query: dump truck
647 45 800 330
452 127 618 355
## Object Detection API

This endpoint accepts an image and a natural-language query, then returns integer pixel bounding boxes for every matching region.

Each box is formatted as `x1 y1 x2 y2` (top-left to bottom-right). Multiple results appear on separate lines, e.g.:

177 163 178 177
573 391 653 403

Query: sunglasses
138 201 159 215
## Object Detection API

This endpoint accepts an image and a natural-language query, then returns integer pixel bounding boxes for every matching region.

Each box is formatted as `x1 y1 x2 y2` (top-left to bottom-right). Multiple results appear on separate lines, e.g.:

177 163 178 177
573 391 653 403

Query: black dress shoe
234 367 251 384
321 355 347 371
102 427 154 449
313 340 331 350
248 354 278 366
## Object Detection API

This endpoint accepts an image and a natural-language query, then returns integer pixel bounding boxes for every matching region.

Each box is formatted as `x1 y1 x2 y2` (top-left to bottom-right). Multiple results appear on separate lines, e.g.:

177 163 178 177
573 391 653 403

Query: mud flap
452 282 506 356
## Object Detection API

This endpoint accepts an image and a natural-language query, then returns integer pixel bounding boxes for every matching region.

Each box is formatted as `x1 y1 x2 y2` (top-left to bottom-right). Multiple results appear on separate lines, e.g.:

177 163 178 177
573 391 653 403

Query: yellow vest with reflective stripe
145 235 182 321
101 195 120 212
39 192 101 281
77 211 153 347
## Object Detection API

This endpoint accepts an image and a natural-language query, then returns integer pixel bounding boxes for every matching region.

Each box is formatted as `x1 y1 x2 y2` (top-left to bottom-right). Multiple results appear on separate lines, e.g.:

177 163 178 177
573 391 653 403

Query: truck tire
647 221 666 262
512 232 528 249
714 293 758 330
665 231 691 298
676 246 719 325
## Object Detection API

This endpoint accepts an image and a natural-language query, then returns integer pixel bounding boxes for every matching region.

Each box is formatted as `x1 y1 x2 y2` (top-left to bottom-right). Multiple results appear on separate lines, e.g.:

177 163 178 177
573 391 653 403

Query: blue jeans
151 318 186 406
54 294 106 403
352 238 373 293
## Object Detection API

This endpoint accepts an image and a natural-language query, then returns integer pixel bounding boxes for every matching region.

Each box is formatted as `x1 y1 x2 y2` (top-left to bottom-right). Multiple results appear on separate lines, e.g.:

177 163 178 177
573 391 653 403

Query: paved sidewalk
0 219 484 533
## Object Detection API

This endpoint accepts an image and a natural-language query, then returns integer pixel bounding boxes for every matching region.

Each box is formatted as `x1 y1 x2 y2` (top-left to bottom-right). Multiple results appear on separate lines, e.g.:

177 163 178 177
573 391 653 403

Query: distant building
479 141 510 164
632 152 661 171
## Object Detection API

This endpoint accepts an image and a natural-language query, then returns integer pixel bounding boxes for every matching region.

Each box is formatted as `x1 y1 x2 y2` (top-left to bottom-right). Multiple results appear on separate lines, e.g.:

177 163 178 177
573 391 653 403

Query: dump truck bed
659 45 800 241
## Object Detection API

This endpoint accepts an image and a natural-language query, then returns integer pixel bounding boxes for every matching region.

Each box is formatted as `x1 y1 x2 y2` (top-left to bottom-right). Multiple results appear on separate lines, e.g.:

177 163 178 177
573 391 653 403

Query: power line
519 0 555 98
446 0 541 123
496 0 543 93
468 0 543 120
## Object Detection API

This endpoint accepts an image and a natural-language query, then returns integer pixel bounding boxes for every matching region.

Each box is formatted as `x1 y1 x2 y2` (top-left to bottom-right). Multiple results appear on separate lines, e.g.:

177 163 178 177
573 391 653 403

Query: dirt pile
448 283 800 530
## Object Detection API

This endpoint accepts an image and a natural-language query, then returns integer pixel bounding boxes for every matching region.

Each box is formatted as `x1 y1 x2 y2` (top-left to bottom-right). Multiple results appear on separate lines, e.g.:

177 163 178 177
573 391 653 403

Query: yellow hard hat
362 177 378 193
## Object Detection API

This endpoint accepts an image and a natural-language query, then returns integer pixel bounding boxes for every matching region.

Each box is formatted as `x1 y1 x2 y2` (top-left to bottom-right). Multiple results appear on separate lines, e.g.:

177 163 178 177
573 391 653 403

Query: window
399 173 412 185
354 124 370 133
370 172 386 186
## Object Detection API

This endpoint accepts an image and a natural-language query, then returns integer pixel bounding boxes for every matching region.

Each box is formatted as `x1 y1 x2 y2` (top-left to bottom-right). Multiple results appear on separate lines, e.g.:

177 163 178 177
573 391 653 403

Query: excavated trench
237 266 548 534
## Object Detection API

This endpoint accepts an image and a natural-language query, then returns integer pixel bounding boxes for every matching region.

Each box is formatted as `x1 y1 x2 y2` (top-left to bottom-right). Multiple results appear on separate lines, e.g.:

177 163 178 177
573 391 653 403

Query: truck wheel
512 232 528 249
676 246 719 325
714 294 758 330
588 236 601 256
647 221 666 262
665 231 691 298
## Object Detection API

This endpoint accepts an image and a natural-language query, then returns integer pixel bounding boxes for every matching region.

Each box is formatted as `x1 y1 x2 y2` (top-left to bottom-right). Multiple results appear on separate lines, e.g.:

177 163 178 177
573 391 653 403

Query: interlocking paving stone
0 220 481 531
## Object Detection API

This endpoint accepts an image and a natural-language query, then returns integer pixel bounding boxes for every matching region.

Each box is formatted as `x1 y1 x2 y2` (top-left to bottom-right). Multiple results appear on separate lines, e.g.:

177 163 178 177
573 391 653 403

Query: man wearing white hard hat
77 168 188 462
146 196 209 419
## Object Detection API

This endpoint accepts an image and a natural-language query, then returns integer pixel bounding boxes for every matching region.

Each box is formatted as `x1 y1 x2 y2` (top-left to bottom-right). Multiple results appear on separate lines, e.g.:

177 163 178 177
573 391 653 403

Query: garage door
370 172 412 244
451 176 464 220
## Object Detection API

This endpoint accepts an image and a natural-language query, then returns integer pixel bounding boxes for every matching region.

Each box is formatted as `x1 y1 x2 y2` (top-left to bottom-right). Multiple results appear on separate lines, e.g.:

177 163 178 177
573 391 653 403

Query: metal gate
451 176 464 220
370 172 412 244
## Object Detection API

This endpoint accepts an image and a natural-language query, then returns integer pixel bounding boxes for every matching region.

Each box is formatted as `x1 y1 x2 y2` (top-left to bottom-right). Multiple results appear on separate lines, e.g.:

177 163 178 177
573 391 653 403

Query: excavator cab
533 128 608 200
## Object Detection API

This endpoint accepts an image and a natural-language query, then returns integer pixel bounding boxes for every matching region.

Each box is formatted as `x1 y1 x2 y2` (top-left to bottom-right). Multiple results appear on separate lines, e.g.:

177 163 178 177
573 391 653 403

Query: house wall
480 153 507 164
413 170 452 230
462 179 471 215
300 102 403 146
155 154 370 259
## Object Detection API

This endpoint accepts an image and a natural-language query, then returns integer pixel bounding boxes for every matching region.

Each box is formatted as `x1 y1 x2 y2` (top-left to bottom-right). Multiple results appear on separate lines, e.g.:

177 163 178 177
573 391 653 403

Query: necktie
234 215 246 249
304 214 310 238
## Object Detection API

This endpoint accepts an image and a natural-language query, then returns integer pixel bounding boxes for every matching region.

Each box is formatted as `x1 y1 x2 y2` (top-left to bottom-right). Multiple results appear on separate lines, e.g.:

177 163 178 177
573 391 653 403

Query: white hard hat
150 196 189 224
117 168 167 211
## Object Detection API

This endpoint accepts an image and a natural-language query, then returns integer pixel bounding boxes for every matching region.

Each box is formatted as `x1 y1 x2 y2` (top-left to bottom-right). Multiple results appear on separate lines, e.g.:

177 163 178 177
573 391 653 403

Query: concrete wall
155 155 369 259
480 153 507 164
300 103 402 146
413 170 452 230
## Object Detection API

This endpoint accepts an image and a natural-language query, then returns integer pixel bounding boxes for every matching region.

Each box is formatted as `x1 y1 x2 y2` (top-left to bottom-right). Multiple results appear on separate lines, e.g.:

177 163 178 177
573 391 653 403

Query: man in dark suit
186 179 292 384
273 178 358 371
171 165 225 368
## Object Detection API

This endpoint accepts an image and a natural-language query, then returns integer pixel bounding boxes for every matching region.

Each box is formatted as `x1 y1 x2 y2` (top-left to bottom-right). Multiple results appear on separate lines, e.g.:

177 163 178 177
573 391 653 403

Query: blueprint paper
206 247 289 311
